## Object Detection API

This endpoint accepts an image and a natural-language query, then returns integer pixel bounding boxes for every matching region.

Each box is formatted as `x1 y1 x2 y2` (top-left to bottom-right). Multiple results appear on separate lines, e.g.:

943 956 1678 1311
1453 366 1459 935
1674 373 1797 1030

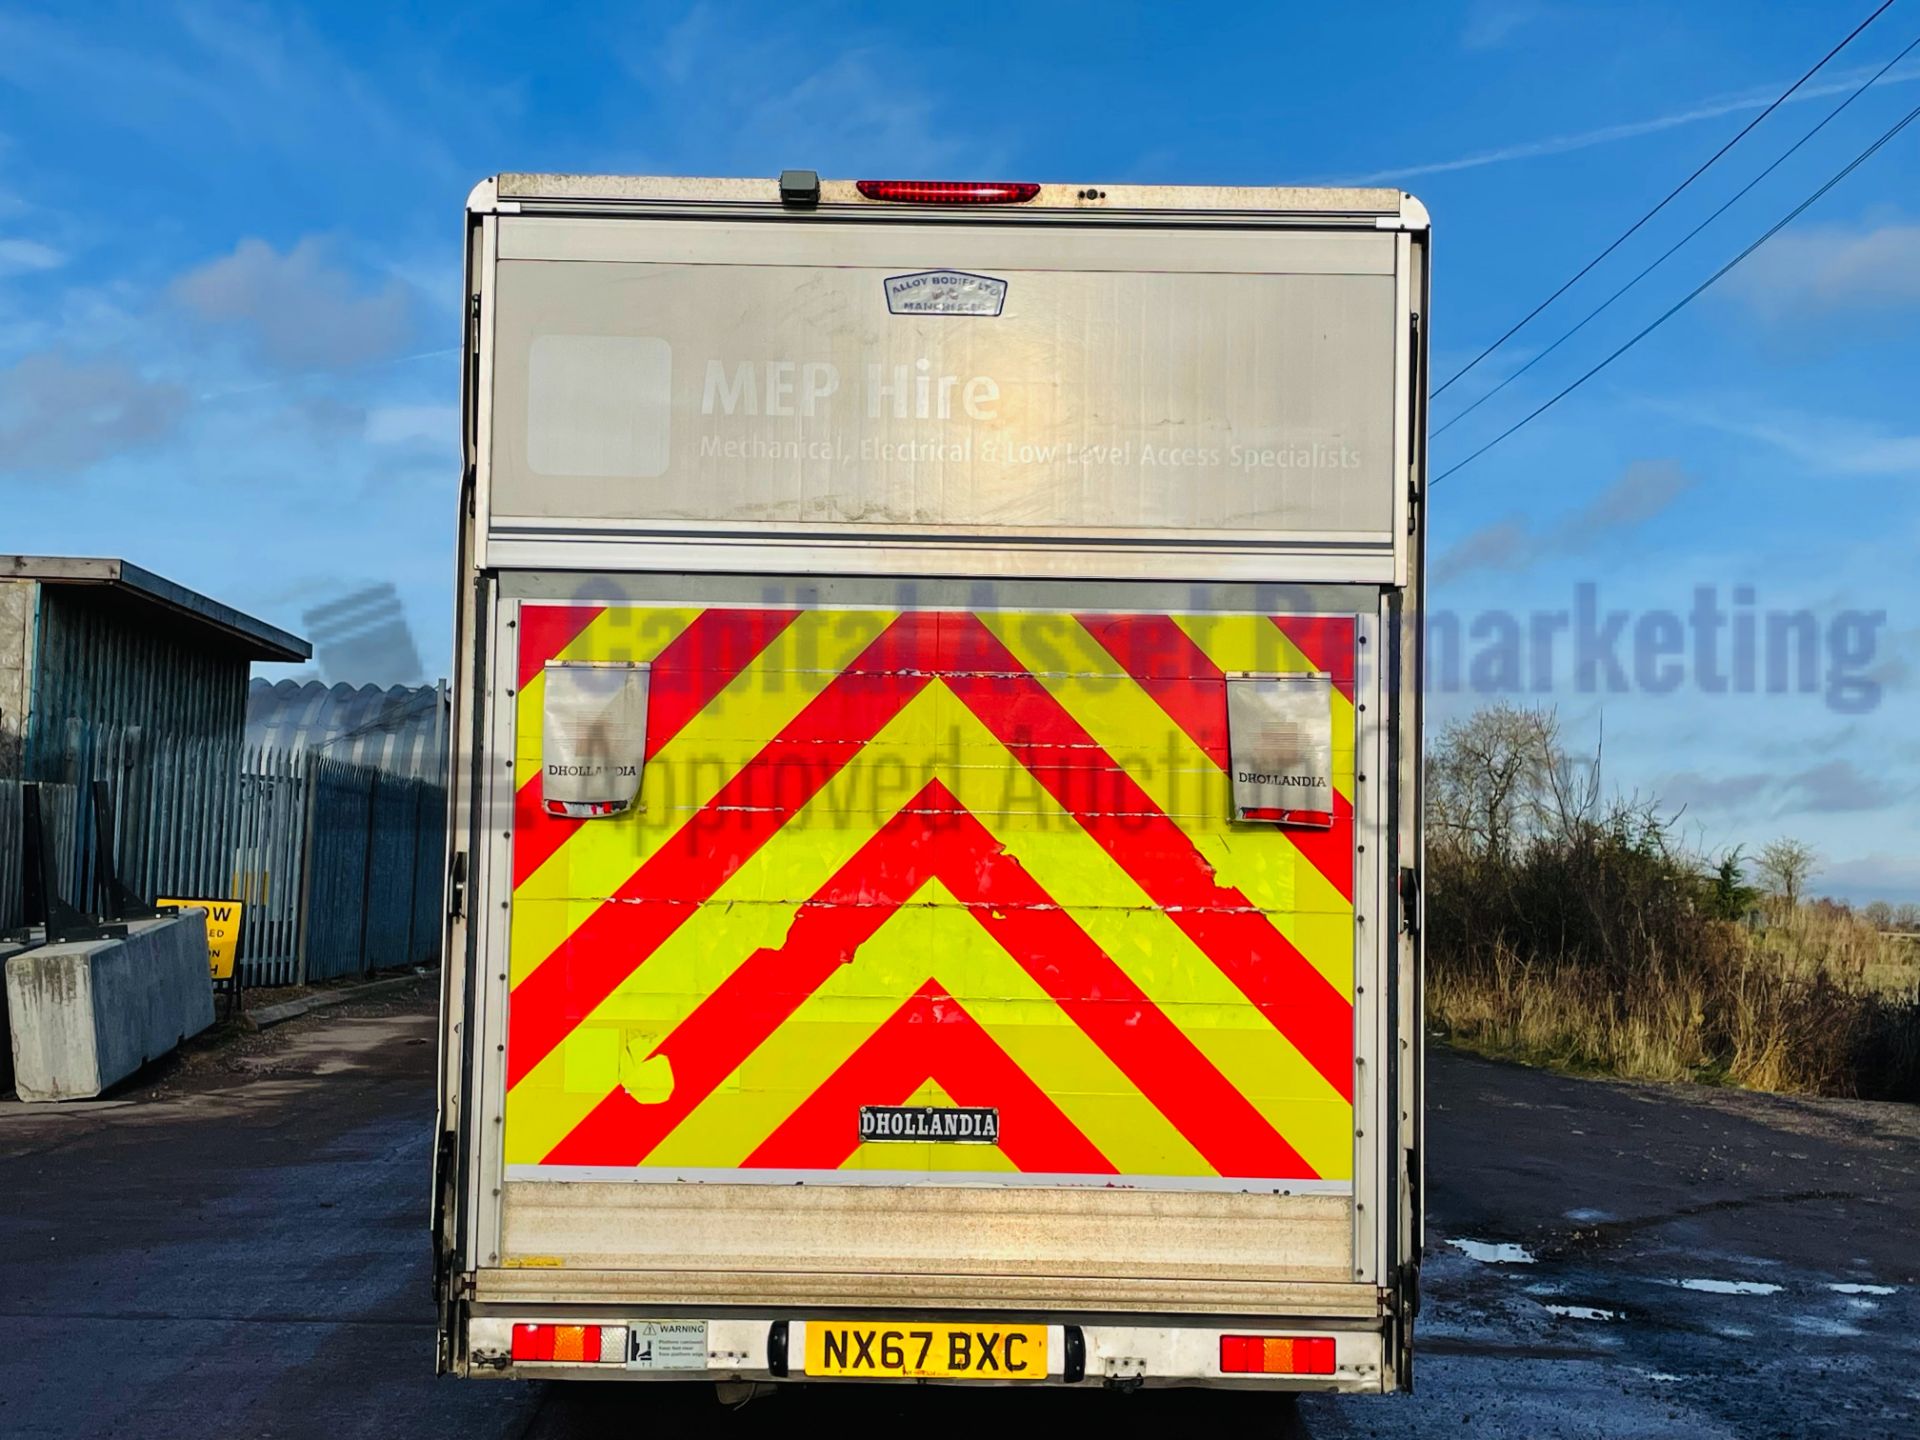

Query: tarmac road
0 980 1912 1438
1304 1044 1920 1438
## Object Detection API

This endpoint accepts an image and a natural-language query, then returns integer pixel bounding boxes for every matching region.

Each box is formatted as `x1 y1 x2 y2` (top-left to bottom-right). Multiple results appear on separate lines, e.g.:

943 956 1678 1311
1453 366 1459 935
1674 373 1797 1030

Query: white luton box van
434 171 1429 1394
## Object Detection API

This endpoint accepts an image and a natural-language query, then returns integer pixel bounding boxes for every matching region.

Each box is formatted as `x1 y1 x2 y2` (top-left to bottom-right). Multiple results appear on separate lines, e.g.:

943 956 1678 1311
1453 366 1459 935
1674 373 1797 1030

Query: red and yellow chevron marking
504 605 1357 1185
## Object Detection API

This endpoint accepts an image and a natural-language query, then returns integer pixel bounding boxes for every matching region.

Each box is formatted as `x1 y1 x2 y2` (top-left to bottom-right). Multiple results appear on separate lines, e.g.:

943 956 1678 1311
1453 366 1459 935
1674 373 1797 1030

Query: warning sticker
628 1321 708 1370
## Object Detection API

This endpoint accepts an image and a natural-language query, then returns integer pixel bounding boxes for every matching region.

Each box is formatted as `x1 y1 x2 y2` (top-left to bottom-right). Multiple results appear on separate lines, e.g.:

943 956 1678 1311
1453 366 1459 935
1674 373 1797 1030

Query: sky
0 0 1916 901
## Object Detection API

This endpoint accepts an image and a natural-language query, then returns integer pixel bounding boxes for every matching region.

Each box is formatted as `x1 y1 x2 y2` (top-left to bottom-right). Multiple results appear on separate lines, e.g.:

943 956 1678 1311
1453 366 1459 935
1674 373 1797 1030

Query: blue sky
1 1 1915 900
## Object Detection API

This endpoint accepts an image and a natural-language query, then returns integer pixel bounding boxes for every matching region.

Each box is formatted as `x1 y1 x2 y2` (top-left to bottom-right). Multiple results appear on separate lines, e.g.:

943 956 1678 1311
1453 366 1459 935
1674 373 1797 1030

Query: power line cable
1432 0 1896 398
1435 31 1920 439
1431 96 1920 486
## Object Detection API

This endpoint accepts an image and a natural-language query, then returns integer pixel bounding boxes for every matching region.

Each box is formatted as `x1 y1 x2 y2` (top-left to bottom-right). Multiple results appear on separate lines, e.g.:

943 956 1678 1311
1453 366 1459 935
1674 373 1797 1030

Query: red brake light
1219 1335 1336 1375
856 180 1040 205
512 1323 621 1363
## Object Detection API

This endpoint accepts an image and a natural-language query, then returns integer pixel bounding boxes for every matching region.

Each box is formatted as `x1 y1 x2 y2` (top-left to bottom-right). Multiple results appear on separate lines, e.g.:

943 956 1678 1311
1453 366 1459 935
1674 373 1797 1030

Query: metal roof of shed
0 555 310 663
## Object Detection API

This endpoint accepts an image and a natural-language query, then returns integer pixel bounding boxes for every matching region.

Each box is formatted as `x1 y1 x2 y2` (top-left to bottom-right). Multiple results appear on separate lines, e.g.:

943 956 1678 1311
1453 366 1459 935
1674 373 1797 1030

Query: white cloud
1653 399 1920 478
171 2 462 182
1661 769 1772 814
628 9 996 177
1863 625 1920 695
1570 457 1695 529
1432 518 1533 583
1433 459 1695 582
1723 221 1920 319
1462 1 1547 52
0 350 185 473
365 403 454 448
0 7 460 182
380 254 463 319
750 51 974 170
1343 62 1920 184
0 10 247 135
0 237 63 275
0 132 25 221
659 2 719 87
1657 758 1911 822
171 237 413 373
1820 852 1920 903
1778 758 1905 814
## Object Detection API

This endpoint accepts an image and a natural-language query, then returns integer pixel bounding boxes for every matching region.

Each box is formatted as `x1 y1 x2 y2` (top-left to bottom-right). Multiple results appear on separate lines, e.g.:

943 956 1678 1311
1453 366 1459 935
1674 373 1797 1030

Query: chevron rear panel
503 603 1358 1189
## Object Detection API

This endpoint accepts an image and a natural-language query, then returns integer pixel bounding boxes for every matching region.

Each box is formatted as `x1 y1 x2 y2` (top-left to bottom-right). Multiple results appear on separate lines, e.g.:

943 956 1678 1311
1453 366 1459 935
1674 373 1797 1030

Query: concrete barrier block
0 937 24 1095
4 913 213 1102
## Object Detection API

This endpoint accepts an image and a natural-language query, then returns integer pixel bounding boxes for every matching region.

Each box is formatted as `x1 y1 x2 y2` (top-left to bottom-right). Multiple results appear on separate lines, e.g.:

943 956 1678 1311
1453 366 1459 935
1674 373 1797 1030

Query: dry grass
1430 949 1707 1084
1422 702 1920 1101
1430 925 1920 1100
1756 901 1920 999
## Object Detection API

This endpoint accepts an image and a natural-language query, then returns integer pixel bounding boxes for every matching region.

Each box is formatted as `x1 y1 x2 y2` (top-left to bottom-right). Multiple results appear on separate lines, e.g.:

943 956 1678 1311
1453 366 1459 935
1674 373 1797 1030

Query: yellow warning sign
161 898 245 981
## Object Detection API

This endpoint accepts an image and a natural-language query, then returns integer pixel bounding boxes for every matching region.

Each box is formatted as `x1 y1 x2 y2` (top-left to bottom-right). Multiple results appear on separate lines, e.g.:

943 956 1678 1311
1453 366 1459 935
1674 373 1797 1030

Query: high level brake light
1219 1335 1337 1375
856 180 1040 204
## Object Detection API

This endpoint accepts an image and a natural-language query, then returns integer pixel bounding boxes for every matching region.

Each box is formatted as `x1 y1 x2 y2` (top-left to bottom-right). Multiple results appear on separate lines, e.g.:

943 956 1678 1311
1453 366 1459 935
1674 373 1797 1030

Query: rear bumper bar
464 1314 1390 1392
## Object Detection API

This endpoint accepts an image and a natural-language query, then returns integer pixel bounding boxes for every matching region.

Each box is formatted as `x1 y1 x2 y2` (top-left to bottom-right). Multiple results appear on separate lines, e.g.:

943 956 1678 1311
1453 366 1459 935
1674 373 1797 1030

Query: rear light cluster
511 1323 626 1364
1219 1335 1336 1375
545 799 619 816
856 180 1040 205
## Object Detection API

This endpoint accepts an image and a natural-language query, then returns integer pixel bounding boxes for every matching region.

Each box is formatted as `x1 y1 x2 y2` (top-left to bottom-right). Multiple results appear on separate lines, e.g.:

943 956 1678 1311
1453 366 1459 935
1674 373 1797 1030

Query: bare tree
1755 837 1819 908
1427 704 1560 861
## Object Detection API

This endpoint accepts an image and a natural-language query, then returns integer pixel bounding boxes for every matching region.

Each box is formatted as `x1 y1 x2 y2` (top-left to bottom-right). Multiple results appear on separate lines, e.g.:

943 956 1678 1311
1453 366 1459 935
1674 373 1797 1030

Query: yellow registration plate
805 1321 1048 1380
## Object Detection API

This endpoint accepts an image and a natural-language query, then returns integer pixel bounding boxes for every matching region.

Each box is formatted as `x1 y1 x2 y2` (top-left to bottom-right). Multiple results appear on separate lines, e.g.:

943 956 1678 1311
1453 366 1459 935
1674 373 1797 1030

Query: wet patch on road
1307 1239 1917 1437
1300 1047 1920 1438
1446 1237 1537 1265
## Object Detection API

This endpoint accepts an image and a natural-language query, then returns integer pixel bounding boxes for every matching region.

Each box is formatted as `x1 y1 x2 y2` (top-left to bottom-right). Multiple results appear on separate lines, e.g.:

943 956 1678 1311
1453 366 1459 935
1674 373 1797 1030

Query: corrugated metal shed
2 554 309 781
0 555 310 914
246 679 448 781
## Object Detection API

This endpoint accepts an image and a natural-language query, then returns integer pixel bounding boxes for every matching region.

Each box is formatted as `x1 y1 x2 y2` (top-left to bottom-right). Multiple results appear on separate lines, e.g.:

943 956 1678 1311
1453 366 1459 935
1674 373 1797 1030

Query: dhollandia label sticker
884 271 1008 317
541 660 650 819
1225 672 1336 828
859 1105 1001 1143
